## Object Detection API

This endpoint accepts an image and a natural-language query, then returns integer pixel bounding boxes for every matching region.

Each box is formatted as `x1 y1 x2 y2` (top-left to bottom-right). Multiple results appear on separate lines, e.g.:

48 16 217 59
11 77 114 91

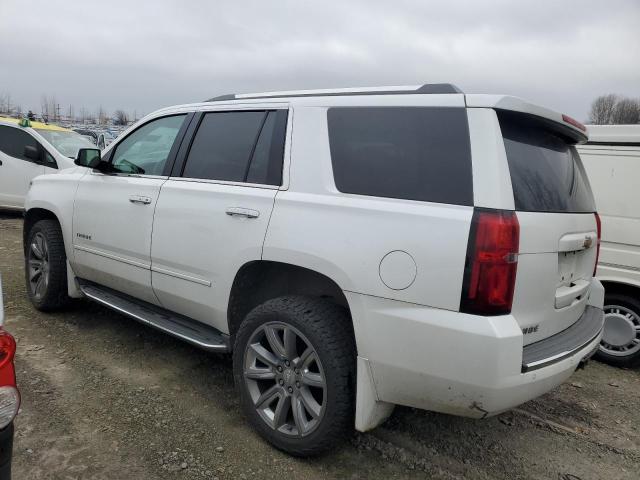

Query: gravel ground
1 212 639 479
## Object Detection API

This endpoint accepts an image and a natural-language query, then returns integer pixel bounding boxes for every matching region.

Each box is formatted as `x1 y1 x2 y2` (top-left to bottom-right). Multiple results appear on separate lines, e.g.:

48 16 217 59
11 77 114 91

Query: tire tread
25 219 70 311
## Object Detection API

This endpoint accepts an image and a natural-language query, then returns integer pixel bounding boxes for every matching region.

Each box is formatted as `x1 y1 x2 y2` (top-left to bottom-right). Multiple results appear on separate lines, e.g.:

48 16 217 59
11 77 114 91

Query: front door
71 114 188 305
0 126 45 208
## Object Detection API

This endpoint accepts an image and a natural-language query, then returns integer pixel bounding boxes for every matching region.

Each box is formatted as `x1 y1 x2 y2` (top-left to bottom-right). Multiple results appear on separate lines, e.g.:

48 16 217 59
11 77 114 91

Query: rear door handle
129 195 152 205
225 207 260 219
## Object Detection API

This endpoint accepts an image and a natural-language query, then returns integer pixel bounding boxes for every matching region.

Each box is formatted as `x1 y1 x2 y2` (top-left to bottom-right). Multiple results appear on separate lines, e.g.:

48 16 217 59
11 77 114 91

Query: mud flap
67 260 83 299
355 356 395 432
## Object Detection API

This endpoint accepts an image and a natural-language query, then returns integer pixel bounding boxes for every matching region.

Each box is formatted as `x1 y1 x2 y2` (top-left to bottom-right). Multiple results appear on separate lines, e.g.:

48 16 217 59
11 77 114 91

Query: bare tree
589 94 618 124
0 93 15 115
97 105 108 125
48 96 58 122
4 93 11 115
114 109 129 126
612 97 640 124
41 94 49 121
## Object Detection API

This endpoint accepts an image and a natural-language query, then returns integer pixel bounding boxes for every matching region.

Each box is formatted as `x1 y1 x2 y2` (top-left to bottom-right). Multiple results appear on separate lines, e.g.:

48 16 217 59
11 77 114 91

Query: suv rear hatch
498 110 599 345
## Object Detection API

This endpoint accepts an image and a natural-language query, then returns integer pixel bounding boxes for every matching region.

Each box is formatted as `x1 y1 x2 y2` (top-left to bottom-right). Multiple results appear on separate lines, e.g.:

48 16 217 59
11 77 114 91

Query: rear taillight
0 330 19 429
594 212 601 276
460 209 520 316
0 331 16 387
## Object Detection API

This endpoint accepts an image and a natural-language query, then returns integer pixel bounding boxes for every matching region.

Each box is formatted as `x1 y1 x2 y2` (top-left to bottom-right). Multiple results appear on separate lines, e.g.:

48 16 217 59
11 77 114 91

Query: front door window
110 115 186 176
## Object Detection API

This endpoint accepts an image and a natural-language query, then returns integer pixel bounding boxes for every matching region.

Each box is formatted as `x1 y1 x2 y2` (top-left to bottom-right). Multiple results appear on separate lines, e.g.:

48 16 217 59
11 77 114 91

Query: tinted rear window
499 112 595 213
327 107 473 205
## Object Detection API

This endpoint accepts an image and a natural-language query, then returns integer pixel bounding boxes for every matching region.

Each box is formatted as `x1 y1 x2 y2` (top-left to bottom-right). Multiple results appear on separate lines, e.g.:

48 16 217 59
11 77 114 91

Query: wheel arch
227 260 352 340
600 280 640 301
23 208 62 254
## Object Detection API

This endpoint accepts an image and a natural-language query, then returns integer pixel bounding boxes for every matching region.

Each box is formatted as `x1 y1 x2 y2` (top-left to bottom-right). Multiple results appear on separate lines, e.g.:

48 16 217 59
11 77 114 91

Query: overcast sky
1 0 638 121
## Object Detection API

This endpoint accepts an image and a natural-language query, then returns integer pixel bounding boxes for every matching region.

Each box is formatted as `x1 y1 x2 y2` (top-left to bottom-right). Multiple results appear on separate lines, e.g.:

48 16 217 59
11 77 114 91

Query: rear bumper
347 279 605 422
522 305 603 372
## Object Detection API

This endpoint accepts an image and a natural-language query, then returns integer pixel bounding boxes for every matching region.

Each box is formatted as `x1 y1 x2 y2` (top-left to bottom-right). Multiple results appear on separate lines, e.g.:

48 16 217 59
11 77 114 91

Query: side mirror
75 148 103 169
24 145 41 162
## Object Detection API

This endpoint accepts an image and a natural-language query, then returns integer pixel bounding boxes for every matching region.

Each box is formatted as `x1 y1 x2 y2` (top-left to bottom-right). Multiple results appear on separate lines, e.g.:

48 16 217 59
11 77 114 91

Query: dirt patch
1 214 639 479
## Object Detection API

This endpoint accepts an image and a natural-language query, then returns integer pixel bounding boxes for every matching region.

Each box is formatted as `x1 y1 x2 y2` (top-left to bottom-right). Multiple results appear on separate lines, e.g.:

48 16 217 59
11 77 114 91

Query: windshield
35 129 95 158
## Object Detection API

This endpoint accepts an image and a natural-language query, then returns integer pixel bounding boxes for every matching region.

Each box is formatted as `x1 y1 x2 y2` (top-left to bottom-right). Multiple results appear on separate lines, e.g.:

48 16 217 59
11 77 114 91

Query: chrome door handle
129 195 152 205
225 207 260 219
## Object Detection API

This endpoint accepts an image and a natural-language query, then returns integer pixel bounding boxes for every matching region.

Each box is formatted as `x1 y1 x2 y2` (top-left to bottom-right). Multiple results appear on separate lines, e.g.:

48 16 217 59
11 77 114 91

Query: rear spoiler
466 94 588 144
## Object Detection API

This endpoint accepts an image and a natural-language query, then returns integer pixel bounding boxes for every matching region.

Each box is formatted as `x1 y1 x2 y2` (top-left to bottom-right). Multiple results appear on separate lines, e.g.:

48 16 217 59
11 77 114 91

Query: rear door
0 126 45 208
497 111 599 344
150 108 288 332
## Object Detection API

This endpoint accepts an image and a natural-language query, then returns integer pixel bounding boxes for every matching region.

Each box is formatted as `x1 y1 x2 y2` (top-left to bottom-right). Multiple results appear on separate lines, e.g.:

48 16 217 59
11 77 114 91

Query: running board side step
77 279 230 352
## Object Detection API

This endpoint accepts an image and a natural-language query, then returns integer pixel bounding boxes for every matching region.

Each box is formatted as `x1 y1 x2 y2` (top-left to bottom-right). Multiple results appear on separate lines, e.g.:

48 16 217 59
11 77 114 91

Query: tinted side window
246 110 287 185
111 115 186 176
182 110 287 185
327 107 473 205
0 126 39 161
499 111 595 213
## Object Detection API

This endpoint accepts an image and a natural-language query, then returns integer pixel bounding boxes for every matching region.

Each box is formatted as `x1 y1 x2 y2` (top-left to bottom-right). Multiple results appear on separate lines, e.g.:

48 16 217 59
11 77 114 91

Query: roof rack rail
205 83 462 102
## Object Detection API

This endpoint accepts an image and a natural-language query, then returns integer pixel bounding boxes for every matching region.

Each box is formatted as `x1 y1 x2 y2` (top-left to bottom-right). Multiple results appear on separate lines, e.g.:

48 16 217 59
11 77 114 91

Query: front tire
233 296 355 456
24 219 70 311
595 292 640 368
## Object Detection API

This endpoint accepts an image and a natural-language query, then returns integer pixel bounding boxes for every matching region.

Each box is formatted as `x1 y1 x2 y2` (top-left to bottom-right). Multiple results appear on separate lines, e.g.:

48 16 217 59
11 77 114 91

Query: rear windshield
499 112 595 213
327 107 473 205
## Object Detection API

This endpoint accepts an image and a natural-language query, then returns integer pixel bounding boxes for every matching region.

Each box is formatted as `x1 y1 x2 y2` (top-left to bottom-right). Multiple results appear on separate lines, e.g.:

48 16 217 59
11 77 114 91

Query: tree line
2 90 638 126
0 92 135 126
588 94 640 125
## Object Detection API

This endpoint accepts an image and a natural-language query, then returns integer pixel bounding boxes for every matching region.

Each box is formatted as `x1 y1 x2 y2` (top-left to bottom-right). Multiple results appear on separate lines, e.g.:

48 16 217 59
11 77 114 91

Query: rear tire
595 292 640 368
233 296 355 456
24 219 70 311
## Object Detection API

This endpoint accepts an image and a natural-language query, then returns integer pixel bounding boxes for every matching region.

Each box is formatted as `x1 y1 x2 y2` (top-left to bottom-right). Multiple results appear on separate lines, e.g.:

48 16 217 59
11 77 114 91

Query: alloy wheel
243 322 327 437
28 232 50 300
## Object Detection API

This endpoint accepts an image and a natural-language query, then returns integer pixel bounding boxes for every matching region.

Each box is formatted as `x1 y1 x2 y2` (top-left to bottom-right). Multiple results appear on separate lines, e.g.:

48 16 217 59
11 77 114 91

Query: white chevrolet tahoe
23 84 605 455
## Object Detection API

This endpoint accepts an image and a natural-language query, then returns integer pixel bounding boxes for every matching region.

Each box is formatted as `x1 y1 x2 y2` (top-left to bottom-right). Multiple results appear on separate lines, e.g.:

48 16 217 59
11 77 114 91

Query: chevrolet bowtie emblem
583 236 593 249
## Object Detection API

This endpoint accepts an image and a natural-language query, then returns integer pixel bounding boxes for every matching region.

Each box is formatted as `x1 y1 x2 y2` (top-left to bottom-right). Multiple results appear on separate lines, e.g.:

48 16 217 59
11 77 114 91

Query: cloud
0 0 638 120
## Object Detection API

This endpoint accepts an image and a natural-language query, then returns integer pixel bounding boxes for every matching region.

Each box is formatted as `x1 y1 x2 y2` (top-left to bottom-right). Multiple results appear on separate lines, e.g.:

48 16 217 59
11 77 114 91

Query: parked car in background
72 129 116 150
0 117 95 210
23 84 604 455
72 128 98 145
96 131 116 150
0 276 20 480
579 125 640 367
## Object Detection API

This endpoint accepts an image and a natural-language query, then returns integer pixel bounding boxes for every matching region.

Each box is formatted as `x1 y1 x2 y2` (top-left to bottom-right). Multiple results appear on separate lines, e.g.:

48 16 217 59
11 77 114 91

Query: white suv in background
579 125 640 367
0 117 94 210
23 84 604 455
